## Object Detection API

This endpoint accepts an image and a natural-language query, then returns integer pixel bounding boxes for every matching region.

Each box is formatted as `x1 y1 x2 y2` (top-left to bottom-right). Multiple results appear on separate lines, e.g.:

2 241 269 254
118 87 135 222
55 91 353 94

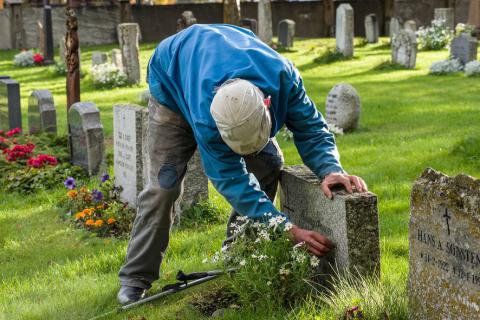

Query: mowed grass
0 38 479 319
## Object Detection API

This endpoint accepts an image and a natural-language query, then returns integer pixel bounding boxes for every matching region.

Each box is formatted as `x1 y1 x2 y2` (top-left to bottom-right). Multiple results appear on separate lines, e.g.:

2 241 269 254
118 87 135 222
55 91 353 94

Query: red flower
6 128 21 137
26 154 58 168
33 53 44 64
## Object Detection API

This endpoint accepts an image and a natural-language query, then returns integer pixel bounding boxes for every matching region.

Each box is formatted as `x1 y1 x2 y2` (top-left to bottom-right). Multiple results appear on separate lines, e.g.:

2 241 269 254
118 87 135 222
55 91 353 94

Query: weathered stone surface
450 33 478 66
435 7 455 30
241 18 257 34
0 10 11 50
28 89 57 135
37 20 45 54
364 14 379 43
91 51 107 65
409 168 480 319
325 83 360 132
113 104 148 208
280 165 380 278
111 48 123 70
58 36 66 62
258 0 273 45
0 78 22 131
117 23 140 84
176 11 197 32
223 0 241 26
335 4 354 57
389 17 401 38
404 20 417 33
278 19 295 48
391 30 417 69
69 102 105 176
174 150 209 216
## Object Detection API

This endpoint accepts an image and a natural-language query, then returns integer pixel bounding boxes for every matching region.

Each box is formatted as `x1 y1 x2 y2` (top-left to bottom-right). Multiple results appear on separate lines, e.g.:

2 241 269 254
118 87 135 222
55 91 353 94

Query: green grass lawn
0 38 479 319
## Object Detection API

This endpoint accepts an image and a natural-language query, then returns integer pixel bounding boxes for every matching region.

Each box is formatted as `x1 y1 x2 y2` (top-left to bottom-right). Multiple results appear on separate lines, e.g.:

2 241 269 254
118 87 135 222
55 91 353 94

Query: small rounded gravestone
325 83 361 132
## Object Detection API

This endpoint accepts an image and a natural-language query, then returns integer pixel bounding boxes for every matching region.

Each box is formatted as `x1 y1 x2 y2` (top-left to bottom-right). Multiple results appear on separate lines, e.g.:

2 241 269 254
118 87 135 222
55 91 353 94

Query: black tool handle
176 270 209 281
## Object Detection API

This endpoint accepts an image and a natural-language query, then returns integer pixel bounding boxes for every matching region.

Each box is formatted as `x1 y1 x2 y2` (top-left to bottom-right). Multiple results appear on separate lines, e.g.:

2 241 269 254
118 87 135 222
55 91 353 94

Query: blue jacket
148 24 343 222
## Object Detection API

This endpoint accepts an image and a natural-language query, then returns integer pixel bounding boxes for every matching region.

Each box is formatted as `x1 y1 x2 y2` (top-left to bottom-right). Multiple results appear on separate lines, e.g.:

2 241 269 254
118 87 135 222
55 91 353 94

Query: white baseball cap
211 79 272 155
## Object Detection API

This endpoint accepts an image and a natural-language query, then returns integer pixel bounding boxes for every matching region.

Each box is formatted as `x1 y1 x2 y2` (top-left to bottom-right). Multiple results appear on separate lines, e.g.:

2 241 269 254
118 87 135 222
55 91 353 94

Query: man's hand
289 225 333 256
321 172 368 199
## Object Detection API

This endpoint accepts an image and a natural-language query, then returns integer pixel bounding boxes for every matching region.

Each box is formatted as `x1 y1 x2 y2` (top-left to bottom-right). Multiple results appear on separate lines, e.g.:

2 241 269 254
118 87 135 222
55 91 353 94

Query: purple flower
64 177 76 190
92 189 104 202
100 173 110 183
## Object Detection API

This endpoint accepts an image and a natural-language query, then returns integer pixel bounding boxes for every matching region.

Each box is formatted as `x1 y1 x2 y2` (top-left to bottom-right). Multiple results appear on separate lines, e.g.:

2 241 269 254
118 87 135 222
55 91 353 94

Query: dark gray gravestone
241 18 258 34
28 90 57 134
42 0 54 64
0 76 10 80
69 102 105 176
364 14 379 43
280 165 380 279
278 19 295 48
0 78 22 131
113 104 148 208
409 168 480 318
176 11 197 32
450 34 478 66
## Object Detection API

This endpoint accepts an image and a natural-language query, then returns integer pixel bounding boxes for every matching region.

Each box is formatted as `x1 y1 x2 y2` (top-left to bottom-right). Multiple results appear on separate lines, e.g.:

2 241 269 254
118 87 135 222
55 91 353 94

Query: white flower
430 59 462 75
239 259 246 266
310 256 320 267
211 252 220 263
259 229 270 241
279 267 291 276
258 255 268 261
221 245 229 253
295 253 307 264
465 60 480 77
293 242 306 250
267 281 272 286
284 222 293 231
202 258 208 264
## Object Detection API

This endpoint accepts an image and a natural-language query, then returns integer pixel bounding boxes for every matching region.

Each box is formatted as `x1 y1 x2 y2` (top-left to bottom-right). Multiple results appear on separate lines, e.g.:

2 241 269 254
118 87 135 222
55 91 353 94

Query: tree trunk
223 0 241 26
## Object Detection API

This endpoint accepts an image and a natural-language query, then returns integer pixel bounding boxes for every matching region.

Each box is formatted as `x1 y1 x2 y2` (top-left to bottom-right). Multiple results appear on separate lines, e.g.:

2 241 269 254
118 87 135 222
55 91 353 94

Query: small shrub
314 48 351 64
90 63 128 88
417 19 453 50
175 199 226 229
52 60 67 76
14 50 35 67
58 174 135 238
207 216 318 308
429 59 462 75
465 60 480 77
455 23 476 37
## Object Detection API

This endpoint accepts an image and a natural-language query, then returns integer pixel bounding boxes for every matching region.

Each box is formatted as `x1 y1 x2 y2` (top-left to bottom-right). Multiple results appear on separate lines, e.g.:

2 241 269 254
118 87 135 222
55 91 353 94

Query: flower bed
14 50 44 67
0 129 85 193
59 174 135 238
417 19 453 51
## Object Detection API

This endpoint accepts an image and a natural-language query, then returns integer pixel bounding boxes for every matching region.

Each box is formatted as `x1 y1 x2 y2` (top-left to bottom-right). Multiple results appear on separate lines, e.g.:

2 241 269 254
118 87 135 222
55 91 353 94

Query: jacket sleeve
196 136 288 222
285 67 344 179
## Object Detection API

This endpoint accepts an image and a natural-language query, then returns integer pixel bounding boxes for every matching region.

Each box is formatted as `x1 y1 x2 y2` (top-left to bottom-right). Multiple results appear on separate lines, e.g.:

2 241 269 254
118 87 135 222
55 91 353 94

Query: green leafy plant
175 199 226 229
206 216 317 308
314 48 351 64
58 174 135 238
51 60 67 76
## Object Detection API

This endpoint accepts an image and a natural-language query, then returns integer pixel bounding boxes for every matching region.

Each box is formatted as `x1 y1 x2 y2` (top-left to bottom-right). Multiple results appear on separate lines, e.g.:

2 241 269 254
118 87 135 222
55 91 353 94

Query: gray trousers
118 98 284 289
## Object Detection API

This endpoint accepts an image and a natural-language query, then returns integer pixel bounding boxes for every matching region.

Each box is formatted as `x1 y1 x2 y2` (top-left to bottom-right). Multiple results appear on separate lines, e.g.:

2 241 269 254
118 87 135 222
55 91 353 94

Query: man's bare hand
289 225 333 256
321 172 368 199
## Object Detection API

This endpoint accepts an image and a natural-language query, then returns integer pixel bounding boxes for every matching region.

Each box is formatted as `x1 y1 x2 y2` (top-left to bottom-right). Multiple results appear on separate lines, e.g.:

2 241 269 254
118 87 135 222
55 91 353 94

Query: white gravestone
111 49 123 70
364 14 379 43
114 104 148 208
391 30 417 69
91 52 107 65
404 20 417 33
389 17 401 38
335 4 354 57
325 83 361 132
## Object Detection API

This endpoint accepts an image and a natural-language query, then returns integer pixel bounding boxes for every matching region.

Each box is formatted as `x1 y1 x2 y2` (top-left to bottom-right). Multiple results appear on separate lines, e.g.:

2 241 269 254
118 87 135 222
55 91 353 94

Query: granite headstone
278 19 295 48
409 168 480 319
280 165 380 278
241 18 258 34
111 48 123 70
389 17 401 38
69 102 105 176
0 78 21 131
392 30 417 69
91 52 107 66
28 89 57 134
364 14 379 43
335 4 354 57
117 23 141 84
404 20 417 33
450 33 478 66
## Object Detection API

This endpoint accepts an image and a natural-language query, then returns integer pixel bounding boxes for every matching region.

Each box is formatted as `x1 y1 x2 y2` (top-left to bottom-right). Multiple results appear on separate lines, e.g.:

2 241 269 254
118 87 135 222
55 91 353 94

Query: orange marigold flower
75 212 86 220
82 208 93 216
85 219 95 226
107 218 116 225
95 219 104 227
67 190 78 199
96 204 105 210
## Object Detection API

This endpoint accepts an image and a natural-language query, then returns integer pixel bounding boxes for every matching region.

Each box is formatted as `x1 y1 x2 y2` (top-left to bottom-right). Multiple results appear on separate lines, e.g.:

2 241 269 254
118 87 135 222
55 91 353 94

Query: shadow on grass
370 60 415 72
